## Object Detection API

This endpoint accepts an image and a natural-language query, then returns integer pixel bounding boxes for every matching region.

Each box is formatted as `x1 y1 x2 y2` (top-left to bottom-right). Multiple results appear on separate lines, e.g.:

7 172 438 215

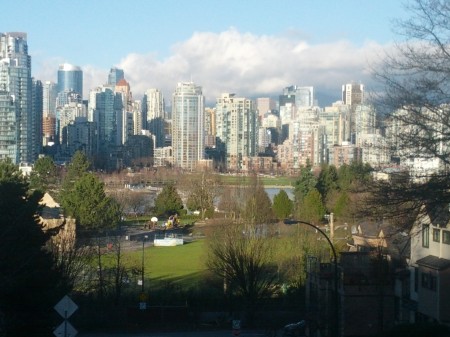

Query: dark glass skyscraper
57 63 83 98
108 67 124 85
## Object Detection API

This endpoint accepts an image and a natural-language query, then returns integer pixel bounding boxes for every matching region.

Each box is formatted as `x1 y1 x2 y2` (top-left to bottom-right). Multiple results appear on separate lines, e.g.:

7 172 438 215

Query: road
78 329 270 337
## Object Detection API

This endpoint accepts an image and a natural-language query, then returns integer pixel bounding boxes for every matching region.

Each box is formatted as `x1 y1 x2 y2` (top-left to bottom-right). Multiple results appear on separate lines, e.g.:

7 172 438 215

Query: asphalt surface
78 329 271 337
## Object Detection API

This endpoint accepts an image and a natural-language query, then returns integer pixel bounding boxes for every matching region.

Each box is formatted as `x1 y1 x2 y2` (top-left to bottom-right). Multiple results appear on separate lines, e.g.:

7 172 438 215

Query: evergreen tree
297 188 326 225
60 151 91 208
317 164 339 202
293 161 317 203
153 183 184 217
29 155 59 193
62 173 121 231
0 159 67 336
273 189 293 219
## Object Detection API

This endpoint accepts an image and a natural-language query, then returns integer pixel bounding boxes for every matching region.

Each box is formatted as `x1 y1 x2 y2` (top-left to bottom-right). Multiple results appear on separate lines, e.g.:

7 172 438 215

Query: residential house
397 205 450 325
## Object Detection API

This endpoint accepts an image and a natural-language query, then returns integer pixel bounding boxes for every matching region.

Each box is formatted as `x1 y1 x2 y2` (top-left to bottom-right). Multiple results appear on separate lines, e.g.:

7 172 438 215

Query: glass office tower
57 63 83 98
0 32 33 164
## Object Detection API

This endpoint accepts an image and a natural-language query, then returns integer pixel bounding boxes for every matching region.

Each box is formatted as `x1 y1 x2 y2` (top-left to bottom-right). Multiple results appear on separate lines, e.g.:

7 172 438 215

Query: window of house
433 228 440 242
421 272 437 291
422 224 429 248
443 230 450 244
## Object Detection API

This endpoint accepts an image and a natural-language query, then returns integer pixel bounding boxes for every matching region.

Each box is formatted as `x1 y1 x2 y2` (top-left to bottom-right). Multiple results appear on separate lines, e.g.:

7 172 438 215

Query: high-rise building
57 63 83 98
280 85 315 109
143 88 165 147
132 100 142 136
108 67 124 85
91 86 123 152
342 82 364 143
204 107 216 148
58 102 87 144
31 79 43 160
0 32 33 164
256 97 276 119
66 117 96 159
215 93 257 171
172 82 204 170
42 81 57 145
55 92 83 144
342 82 364 106
115 79 132 144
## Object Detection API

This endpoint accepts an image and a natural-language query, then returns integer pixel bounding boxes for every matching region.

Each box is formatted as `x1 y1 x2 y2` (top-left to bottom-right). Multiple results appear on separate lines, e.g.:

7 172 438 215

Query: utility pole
330 212 334 243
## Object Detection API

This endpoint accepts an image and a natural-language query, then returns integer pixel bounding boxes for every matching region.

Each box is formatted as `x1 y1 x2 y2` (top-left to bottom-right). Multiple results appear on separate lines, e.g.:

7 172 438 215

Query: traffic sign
53 320 78 337
54 295 78 319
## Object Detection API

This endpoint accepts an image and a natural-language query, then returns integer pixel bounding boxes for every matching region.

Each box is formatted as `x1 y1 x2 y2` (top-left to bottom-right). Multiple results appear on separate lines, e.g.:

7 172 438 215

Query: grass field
104 239 209 289
217 174 296 187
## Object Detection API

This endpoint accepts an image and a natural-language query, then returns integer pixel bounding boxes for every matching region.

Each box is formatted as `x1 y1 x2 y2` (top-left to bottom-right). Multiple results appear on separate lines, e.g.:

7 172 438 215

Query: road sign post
54 295 78 337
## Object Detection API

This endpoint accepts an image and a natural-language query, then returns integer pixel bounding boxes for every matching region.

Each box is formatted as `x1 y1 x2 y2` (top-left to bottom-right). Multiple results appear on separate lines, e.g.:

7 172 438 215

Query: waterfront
264 187 294 201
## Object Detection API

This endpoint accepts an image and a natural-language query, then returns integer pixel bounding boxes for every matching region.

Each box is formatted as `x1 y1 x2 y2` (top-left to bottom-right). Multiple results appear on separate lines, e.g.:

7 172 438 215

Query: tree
153 183 184 218
369 0 450 224
186 171 218 219
217 185 247 220
110 189 146 217
293 161 317 203
317 164 338 203
63 173 121 231
297 188 326 225
61 172 122 298
29 155 59 192
273 189 293 219
0 159 67 336
207 220 277 323
60 150 91 207
243 179 274 225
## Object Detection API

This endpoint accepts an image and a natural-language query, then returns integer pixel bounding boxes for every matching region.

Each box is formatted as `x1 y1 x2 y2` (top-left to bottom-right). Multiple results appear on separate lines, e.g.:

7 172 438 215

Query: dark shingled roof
416 255 450 270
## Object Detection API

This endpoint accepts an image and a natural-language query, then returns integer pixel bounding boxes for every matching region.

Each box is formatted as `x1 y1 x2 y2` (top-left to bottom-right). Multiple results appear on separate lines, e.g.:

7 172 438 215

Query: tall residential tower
171 82 204 170
0 32 34 164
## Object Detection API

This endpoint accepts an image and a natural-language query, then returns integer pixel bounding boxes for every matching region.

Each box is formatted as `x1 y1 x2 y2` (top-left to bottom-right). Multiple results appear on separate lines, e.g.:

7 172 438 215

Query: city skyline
4 1 409 105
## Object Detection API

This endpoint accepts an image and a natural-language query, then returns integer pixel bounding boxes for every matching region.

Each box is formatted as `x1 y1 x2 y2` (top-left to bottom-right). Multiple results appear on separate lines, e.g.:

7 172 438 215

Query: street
78 329 270 337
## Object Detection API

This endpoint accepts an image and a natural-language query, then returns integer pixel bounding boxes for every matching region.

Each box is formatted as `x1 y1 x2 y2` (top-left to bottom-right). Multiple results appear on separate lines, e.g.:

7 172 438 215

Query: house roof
39 193 61 219
416 255 450 270
40 192 60 208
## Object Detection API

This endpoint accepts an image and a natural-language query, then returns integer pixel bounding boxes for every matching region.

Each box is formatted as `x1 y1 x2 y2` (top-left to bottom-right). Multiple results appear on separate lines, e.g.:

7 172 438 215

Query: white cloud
34 28 390 107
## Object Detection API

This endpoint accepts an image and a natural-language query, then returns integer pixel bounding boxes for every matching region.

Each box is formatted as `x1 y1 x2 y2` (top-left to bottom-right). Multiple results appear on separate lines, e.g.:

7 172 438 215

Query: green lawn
218 174 296 186
146 240 208 278
104 239 208 289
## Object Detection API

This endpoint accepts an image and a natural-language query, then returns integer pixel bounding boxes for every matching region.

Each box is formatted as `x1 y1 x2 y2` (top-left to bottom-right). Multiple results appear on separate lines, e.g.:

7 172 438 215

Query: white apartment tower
144 88 165 147
342 82 364 143
215 93 257 171
172 82 204 170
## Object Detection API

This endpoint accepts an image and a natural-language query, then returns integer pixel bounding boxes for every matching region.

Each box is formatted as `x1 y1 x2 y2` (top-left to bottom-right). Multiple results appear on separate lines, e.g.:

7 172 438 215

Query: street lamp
141 235 148 294
285 219 340 337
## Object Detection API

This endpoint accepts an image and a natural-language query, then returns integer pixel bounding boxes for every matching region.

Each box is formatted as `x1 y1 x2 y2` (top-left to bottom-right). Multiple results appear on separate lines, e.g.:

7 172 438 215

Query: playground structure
144 214 180 230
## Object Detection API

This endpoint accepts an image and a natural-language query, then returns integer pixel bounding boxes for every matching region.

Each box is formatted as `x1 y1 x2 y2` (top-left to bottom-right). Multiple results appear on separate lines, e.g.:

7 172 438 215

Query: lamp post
141 235 148 294
285 219 340 337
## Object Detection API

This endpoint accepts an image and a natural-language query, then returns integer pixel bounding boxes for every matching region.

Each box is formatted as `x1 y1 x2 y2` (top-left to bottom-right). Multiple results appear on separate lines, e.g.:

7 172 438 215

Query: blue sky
3 0 410 105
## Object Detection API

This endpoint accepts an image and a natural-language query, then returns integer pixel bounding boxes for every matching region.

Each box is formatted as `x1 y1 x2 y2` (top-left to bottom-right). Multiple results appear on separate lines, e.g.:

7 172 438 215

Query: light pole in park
141 235 148 294
285 219 340 337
